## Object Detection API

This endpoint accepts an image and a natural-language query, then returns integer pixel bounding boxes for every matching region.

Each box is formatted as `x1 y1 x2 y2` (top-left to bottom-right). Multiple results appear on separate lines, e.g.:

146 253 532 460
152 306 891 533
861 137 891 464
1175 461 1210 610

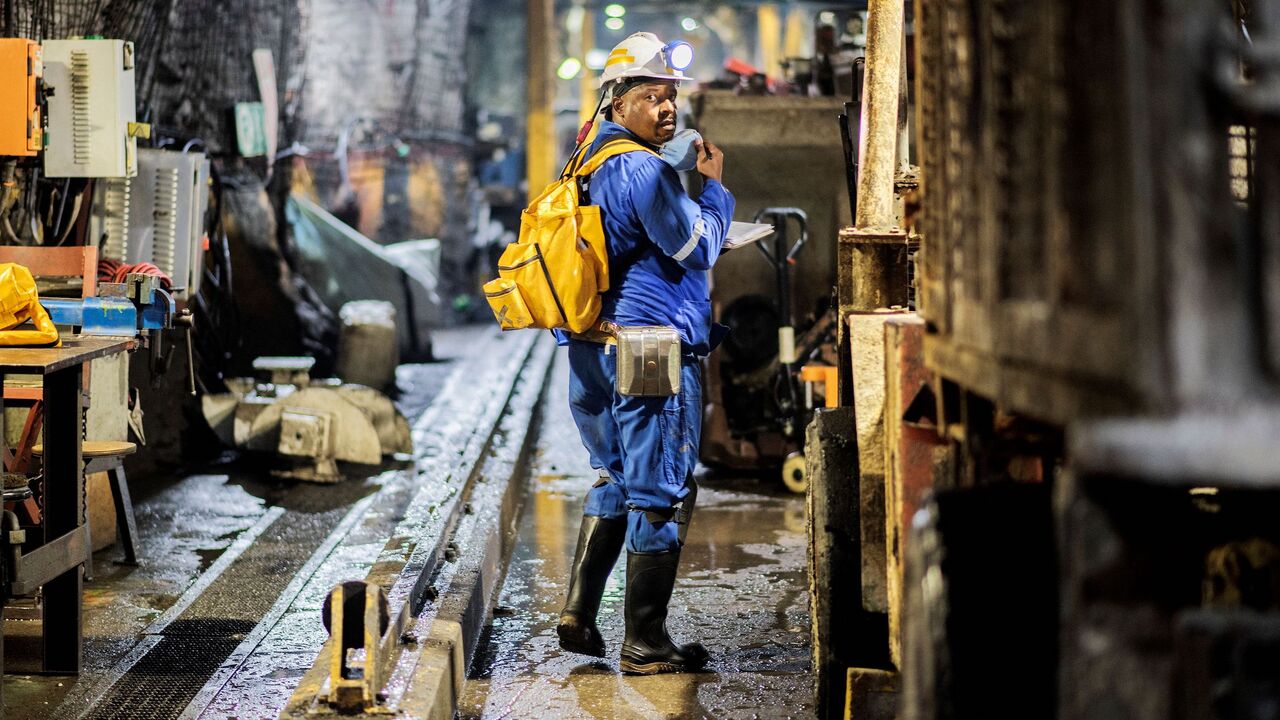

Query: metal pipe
855 0 905 231
897 26 911 173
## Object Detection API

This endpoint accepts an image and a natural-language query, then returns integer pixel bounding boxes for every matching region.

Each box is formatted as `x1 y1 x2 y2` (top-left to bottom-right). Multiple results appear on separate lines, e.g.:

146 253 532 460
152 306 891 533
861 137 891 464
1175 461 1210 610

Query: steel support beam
41 364 85 674
526 0 556 199
578 9 597 127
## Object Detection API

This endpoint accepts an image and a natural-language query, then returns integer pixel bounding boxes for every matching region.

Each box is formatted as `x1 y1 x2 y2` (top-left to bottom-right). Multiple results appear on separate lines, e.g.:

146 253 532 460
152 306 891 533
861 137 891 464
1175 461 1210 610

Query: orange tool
800 364 839 409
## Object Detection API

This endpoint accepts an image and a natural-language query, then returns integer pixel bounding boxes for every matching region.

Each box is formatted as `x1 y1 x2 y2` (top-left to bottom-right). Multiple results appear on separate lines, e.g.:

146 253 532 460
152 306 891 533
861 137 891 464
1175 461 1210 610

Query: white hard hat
598 32 695 90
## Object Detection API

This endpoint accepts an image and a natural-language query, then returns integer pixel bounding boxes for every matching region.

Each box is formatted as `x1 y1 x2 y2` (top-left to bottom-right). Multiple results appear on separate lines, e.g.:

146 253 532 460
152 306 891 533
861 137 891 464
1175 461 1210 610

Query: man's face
612 81 679 145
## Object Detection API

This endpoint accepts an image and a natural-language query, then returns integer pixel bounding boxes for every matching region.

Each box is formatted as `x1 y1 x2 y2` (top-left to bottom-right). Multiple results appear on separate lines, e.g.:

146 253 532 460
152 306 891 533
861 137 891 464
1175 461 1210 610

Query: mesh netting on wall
7 0 308 153
8 0 474 163
147 0 308 152
7 0 478 300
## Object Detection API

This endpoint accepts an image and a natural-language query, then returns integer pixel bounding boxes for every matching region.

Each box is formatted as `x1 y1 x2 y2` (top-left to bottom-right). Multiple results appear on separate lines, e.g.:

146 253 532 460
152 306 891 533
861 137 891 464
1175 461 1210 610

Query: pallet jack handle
751 207 810 266
751 207 810 334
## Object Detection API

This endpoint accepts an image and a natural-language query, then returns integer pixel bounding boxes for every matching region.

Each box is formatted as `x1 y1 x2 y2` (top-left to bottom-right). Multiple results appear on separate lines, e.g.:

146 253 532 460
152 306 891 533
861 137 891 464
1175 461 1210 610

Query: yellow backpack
0 263 60 347
484 137 655 333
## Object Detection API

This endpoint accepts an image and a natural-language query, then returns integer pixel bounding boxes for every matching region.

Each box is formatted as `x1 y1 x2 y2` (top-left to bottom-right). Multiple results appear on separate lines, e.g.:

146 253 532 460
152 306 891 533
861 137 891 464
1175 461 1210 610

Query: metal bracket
838 227 911 246
322 581 401 714
10 524 89 596
253 356 316 388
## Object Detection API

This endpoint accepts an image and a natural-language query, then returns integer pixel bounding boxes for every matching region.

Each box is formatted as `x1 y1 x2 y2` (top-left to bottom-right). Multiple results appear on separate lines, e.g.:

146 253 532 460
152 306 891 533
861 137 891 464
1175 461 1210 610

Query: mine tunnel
0 0 1276 718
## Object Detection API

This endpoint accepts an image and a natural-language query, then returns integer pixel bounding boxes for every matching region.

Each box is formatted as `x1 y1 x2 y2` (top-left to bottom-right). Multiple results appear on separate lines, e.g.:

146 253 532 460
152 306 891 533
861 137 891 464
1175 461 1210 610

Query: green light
604 16 625 31
557 57 583 80
681 17 698 32
604 4 626 18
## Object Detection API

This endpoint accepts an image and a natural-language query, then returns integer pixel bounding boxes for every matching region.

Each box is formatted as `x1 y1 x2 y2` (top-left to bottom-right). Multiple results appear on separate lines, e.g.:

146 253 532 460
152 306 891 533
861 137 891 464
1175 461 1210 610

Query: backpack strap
574 137 656 178
561 143 593 179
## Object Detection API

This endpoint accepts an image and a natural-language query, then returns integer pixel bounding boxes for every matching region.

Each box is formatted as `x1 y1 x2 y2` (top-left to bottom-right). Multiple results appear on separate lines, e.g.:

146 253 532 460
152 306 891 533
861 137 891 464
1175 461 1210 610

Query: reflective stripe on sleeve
672 218 704 262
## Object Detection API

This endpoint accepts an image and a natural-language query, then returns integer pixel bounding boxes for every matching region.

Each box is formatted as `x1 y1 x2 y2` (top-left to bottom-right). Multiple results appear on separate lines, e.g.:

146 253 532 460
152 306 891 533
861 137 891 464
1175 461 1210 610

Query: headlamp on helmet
664 41 695 72
599 32 696 88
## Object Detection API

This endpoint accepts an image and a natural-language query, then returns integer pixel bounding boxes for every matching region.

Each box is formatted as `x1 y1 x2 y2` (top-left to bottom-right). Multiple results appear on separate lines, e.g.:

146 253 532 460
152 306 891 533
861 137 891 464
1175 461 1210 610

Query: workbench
0 337 133 677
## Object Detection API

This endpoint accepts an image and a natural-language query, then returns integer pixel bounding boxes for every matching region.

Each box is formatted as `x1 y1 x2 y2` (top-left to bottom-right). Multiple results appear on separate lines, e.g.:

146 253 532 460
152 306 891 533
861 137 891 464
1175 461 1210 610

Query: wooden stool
3 470 42 528
33 441 139 567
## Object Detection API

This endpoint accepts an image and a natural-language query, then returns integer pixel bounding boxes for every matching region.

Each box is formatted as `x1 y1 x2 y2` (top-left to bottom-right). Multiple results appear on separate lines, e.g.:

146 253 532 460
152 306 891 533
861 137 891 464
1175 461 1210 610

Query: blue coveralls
566 120 735 554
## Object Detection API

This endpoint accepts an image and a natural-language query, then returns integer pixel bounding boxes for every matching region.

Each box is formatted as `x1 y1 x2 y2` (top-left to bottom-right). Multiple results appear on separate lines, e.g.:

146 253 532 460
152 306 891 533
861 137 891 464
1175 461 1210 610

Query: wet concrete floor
461 351 813 720
1 326 482 720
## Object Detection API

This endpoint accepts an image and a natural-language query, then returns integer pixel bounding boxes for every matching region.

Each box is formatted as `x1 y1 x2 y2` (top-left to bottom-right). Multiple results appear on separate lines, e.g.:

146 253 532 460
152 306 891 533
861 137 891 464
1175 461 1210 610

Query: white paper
724 221 775 250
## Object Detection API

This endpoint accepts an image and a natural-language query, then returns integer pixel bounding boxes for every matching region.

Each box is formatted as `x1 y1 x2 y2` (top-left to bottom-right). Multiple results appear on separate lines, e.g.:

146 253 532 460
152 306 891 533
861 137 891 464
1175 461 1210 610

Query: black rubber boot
557 515 627 657
620 550 709 674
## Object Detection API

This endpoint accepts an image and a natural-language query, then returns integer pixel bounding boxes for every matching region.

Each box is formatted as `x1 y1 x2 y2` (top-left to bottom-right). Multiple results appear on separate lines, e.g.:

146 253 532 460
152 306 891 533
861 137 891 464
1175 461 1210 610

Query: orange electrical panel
0 39 42 157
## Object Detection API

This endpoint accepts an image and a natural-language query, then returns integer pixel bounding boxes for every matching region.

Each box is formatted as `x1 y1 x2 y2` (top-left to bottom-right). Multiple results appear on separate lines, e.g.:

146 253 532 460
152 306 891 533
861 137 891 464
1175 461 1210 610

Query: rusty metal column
855 0 904 233
526 0 556 199
837 0 911 399
838 0 910 409
821 4 911 714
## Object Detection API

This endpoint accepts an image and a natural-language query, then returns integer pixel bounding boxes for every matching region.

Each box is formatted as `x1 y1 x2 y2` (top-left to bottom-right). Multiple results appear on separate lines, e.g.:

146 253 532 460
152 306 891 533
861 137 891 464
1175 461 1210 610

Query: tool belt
572 320 682 397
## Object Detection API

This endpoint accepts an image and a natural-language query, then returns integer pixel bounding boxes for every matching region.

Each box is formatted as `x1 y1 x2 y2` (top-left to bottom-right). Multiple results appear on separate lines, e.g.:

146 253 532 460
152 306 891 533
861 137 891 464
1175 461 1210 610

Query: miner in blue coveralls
554 32 735 675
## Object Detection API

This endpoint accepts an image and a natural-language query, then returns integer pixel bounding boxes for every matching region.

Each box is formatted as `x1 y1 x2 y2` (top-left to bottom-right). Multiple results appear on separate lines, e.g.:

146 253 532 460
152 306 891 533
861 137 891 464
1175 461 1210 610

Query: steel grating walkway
84 477 384 720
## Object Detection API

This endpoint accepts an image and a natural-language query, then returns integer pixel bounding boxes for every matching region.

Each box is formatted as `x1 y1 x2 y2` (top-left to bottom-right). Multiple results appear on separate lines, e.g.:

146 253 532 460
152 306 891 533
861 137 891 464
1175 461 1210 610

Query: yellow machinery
0 38 42 157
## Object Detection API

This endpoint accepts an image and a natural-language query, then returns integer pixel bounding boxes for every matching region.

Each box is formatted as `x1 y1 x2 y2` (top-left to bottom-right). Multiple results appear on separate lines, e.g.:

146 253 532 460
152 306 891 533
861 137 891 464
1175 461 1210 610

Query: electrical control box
124 149 211 298
94 149 210 298
43 39 138 178
0 38 42 156
89 176 132 261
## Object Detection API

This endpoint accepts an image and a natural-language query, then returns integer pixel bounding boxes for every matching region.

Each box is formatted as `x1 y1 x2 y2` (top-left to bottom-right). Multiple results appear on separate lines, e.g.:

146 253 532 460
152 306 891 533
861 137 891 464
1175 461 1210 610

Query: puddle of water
462 353 814 720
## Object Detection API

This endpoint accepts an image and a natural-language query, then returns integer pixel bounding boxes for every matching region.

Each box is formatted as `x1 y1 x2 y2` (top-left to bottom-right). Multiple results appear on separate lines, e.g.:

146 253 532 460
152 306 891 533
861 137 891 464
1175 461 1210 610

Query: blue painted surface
41 289 174 337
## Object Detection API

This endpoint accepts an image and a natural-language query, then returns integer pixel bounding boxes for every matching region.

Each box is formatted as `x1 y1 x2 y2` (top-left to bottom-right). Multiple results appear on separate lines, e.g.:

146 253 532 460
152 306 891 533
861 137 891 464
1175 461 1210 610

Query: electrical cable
48 177 70 241
98 258 173 289
55 192 82 245
558 89 611 179
1 215 19 244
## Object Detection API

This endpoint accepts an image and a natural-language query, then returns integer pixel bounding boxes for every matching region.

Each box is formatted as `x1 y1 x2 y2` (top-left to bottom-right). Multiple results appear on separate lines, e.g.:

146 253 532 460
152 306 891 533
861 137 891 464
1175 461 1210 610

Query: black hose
48 178 71 243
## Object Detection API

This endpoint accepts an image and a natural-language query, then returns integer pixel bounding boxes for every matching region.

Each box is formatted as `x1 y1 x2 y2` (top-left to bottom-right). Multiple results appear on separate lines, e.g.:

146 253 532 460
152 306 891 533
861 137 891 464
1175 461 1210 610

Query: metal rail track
60 329 551 720
278 331 555 719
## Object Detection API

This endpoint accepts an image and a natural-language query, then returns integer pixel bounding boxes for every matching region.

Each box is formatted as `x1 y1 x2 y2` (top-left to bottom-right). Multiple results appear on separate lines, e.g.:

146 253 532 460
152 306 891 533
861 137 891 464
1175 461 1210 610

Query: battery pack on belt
614 325 681 397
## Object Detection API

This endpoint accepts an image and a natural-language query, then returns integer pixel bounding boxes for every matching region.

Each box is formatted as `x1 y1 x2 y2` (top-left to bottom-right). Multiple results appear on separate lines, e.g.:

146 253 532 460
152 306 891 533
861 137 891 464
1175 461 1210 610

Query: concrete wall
690 92 852 324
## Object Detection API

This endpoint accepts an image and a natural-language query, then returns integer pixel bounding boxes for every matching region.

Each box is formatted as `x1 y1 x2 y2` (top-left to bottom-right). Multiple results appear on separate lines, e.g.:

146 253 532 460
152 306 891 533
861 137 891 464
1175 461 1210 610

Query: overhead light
557 57 583 80
564 6 585 33
604 3 626 18
664 40 695 71
681 17 699 32
604 17 625 31
585 48 609 70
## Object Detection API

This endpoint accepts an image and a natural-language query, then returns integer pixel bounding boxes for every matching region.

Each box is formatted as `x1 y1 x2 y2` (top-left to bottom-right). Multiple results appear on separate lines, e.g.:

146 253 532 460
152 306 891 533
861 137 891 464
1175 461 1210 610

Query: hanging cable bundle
98 258 172 290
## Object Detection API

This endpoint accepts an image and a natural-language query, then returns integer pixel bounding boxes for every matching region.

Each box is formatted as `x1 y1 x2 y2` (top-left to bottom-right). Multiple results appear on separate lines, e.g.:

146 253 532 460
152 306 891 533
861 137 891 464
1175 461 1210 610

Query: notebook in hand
724 221 775 250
